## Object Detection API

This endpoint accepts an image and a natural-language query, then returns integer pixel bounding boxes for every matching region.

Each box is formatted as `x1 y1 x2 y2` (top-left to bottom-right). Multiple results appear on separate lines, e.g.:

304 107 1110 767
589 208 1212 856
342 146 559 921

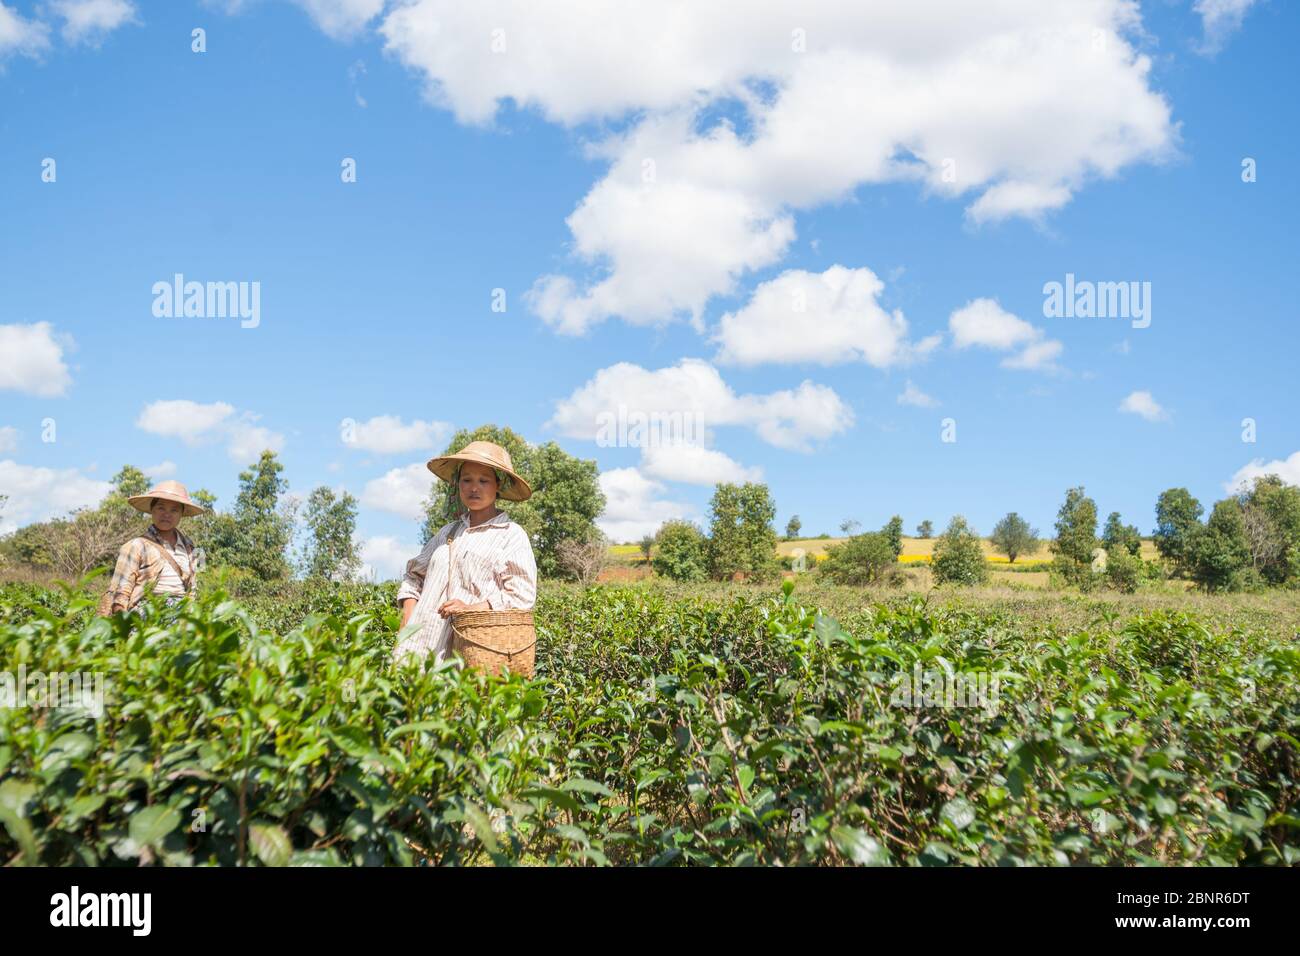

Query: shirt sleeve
486 526 537 610
108 538 144 609
395 524 450 606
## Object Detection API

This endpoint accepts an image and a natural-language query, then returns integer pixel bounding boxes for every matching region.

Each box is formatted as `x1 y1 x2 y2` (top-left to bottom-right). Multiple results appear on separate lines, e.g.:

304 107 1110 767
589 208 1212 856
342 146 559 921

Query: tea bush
1 579 1296 866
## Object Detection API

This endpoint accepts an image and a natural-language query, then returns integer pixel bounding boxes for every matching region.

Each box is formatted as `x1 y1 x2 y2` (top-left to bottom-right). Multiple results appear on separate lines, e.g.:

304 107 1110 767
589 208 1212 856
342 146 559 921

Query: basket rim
451 608 535 624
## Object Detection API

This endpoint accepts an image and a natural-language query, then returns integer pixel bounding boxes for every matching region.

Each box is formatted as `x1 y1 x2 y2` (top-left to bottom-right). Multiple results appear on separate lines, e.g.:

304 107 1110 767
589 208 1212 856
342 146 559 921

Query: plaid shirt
107 524 198 612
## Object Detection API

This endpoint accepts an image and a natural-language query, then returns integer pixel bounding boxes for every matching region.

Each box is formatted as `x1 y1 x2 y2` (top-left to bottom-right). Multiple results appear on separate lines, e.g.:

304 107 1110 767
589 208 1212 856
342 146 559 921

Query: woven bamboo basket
450 609 537 678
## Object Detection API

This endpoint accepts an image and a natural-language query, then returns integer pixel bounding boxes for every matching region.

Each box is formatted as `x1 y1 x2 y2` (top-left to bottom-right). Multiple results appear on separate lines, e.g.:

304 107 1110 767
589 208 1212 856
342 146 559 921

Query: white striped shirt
392 510 537 665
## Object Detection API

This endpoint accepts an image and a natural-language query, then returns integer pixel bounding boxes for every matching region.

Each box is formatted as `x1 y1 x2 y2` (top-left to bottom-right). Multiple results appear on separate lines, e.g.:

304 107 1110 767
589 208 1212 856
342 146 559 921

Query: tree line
643 475 1300 593
3 437 1296 594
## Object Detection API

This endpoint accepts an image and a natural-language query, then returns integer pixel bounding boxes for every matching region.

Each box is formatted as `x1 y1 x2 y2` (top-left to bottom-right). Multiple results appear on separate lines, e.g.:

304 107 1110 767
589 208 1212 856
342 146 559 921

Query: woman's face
458 461 499 512
151 499 184 531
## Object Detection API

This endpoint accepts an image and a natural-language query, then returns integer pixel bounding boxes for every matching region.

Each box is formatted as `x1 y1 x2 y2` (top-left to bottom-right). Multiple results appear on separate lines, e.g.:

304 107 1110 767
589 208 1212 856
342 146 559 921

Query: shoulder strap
141 534 195 593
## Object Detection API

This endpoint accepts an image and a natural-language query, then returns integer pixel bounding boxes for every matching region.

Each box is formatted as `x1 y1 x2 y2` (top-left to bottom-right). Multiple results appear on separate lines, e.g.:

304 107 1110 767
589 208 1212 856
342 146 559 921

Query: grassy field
607 536 1161 590
776 535 1161 563
615 536 1159 564
557 578 1300 640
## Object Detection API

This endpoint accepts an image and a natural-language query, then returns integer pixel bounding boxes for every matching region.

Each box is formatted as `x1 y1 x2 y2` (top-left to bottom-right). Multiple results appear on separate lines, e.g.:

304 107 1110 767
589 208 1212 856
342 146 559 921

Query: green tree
1102 511 1142 557
207 451 293 580
932 516 989 586
652 520 709 582
707 482 778 581
1153 487 1204 575
638 533 655 565
182 489 220 551
516 441 604 581
110 465 150 498
102 463 153 531
882 515 904 560
1236 475 1300 586
785 515 802 540
1186 499 1252 592
1052 486 1098 587
0 522 56 569
420 425 604 580
303 487 360 581
916 520 933 539
990 512 1039 563
1105 548 1142 593
819 531 896 585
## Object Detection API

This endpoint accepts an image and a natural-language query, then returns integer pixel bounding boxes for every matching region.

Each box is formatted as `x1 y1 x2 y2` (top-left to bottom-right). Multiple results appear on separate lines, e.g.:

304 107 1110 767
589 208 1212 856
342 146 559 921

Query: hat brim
127 493 206 517
426 453 532 502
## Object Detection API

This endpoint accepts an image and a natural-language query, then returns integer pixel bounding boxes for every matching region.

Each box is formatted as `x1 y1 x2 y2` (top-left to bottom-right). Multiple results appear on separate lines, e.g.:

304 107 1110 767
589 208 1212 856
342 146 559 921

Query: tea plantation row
0 580 1296 865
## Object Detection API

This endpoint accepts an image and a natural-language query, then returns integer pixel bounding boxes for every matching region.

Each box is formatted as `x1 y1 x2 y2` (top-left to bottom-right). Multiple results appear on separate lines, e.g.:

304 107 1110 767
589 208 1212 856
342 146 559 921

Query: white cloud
965 181 1074 226
50 0 137 45
358 534 419 582
290 0 384 40
135 399 285 461
0 2 50 58
897 381 939 408
714 265 936 368
596 467 692 543
225 419 285 461
641 444 762 486
0 426 18 453
1225 451 1300 493
949 298 1038 350
137 400 236 442
0 459 111 534
525 115 798 334
342 415 451 455
549 358 854 453
0 322 73 397
1194 0 1259 54
348 58 367 106
360 462 433 520
373 2 1175 332
142 460 176 479
948 298 1063 372
1118 390 1169 422
1001 338 1065 372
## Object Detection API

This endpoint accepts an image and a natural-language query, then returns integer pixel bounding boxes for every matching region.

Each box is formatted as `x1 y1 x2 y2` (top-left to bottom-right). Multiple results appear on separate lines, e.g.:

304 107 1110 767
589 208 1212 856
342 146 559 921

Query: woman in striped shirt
392 441 537 666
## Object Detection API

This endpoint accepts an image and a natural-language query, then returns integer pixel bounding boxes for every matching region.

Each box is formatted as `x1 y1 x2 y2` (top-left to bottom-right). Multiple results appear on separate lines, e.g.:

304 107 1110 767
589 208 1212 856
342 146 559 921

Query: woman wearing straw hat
105 479 206 615
392 441 537 666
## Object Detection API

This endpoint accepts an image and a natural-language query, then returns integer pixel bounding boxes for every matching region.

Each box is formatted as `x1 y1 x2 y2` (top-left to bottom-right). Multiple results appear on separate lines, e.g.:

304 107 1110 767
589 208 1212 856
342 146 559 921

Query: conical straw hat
127 479 206 517
426 441 532 502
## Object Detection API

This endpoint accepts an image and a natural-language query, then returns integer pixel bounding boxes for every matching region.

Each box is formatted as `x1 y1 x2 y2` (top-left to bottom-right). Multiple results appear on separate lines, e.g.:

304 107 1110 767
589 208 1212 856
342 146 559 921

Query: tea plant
1 579 1296 865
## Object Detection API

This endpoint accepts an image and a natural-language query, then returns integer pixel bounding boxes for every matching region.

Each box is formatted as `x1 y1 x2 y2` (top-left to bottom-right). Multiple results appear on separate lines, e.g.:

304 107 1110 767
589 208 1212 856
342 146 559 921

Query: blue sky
1 0 1296 578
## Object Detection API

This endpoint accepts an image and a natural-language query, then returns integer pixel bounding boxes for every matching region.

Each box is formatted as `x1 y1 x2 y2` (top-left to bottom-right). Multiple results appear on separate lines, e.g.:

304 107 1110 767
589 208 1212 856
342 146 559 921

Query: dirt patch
597 564 653 583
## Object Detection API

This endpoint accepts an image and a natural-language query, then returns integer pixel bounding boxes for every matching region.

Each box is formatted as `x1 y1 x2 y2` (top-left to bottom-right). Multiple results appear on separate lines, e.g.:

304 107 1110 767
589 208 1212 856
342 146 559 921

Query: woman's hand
437 598 489 618
399 598 416 628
